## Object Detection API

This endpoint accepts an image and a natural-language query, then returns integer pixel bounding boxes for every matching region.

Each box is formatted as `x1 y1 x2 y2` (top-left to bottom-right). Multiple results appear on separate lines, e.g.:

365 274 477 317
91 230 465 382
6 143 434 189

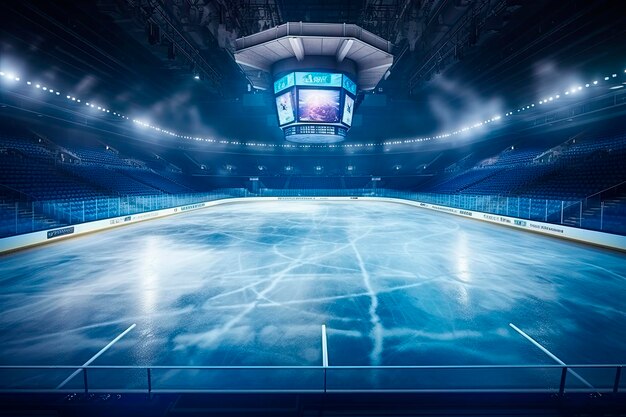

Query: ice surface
0 200 625 370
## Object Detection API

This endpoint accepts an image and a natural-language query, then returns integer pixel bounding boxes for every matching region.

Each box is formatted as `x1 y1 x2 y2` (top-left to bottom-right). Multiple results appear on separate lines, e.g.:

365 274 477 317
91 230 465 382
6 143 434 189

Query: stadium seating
342 177 373 189
0 135 53 159
287 176 343 189
259 177 289 189
0 154 104 201
1 131 626 237
70 147 129 166
424 167 505 193
113 167 194 194
61 164 163 196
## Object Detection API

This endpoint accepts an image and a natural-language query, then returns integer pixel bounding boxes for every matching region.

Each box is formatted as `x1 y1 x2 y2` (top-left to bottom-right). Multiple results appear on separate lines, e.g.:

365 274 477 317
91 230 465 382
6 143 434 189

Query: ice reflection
0 201 625 367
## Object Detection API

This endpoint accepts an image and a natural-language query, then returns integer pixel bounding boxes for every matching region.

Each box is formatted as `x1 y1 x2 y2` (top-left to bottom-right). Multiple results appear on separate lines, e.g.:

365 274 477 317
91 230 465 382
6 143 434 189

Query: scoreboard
272 71 357 143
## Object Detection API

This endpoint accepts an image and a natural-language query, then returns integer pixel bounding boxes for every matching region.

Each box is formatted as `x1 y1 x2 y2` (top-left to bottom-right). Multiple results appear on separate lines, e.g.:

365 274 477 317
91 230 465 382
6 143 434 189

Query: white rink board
1 196 624 254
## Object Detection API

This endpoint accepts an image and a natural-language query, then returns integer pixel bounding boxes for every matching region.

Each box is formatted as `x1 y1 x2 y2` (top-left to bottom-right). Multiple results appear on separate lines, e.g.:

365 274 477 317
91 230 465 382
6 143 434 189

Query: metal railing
0 364 622 394
1 188 625 239
0 189 249 238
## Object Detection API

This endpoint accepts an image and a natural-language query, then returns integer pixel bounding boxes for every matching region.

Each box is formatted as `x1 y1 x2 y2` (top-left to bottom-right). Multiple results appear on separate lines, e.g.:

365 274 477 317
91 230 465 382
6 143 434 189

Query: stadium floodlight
193 74 200 80
5 57 620 150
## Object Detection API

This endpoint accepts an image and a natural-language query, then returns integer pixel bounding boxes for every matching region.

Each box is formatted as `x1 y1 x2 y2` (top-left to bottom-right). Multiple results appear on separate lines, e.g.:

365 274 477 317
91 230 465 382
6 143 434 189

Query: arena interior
0 1 625 415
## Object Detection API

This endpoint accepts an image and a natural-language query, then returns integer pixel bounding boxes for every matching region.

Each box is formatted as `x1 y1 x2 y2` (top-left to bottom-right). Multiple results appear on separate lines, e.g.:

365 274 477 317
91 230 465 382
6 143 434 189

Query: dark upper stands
0 154 104 201
423 167 505 193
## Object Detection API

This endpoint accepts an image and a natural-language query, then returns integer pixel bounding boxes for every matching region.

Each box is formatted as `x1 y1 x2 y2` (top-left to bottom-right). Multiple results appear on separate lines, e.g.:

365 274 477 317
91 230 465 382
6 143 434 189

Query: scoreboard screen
342 94 354 126
298 89 341 123
272 71 357 142
275 90 296 126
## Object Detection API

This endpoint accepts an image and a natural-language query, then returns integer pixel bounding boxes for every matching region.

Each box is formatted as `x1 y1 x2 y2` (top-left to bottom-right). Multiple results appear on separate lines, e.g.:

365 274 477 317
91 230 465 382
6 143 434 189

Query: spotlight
194 74 200 80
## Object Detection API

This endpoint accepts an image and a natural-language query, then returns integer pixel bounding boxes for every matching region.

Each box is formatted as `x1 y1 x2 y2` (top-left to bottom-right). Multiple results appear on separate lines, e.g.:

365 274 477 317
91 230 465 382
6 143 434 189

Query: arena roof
235 22 393 91
1 1 625 151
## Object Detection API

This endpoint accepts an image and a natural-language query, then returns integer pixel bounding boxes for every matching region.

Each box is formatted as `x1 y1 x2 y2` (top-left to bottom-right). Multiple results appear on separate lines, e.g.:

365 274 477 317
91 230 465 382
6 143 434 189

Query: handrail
0 364 623 395
0 182 33 202
586 180 626 201
0 364 623 370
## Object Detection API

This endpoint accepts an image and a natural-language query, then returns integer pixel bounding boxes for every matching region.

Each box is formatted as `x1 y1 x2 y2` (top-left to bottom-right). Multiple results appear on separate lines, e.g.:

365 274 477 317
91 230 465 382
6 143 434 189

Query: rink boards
1 196 625 254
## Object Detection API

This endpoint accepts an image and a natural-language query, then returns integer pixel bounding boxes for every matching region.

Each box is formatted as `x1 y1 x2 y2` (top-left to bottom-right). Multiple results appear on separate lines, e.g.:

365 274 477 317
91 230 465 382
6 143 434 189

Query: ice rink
0 200 625 390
